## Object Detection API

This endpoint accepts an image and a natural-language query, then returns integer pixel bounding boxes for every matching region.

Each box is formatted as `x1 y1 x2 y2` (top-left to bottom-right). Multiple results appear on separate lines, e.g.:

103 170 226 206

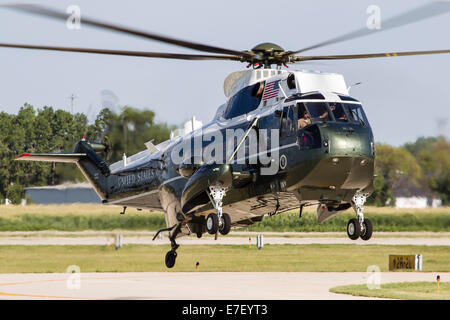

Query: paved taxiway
0 231 449 246
0 272 447 300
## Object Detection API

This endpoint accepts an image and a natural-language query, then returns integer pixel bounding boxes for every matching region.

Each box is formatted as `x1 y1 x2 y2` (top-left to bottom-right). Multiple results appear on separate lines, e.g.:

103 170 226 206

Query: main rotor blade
285 1 450 56
2 3 252 59
0 43 242 60
292 49 450 62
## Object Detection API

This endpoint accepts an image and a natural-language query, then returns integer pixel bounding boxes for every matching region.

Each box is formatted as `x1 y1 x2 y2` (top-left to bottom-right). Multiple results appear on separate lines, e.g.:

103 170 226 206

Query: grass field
0 204 449 232
330 281 450 300
0 244 448 273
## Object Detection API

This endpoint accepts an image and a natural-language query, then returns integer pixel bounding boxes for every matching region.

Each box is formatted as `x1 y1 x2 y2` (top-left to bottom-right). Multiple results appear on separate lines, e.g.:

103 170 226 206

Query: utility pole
68 94 77 114
436 118 448 138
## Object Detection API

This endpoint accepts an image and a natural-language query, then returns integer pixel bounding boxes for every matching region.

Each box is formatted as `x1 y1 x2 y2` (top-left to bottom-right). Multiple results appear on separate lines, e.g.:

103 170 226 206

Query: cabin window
281 105 295 136
343 104 368 126
223 83 262 119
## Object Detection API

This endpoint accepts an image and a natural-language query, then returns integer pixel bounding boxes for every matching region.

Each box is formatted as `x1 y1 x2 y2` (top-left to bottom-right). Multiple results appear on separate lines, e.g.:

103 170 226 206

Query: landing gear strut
206 186 231 235
154 222 182 268
347 192 373 241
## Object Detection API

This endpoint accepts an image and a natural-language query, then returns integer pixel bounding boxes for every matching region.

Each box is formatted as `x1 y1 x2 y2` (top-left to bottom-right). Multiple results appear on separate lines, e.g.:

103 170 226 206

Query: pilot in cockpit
329 104 348 121
298 110 311 129
253 82 265 99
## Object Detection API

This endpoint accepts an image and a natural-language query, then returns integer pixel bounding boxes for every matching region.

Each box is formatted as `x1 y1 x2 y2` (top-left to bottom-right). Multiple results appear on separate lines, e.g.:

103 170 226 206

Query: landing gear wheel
196 232 202 239
206 213 219 234
360 218 373 241
165 250 177 268
219 213 231 235
347 218 361 240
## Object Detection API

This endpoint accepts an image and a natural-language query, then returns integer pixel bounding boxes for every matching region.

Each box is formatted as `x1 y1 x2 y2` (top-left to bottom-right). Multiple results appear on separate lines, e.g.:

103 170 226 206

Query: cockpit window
343 103 368 126
223 83 262 119
304 102 332 122
328 103 348 122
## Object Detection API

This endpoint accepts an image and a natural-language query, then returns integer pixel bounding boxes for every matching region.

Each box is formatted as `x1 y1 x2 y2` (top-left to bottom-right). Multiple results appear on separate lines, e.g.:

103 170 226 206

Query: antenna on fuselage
347 82 362 92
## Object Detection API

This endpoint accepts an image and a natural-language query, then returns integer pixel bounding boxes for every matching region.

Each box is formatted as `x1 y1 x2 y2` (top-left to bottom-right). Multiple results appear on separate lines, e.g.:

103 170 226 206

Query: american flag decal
262 80 280 101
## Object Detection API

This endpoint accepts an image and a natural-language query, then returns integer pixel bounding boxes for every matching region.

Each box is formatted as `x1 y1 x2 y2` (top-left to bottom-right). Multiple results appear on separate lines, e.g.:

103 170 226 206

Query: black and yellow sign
389 255 422 271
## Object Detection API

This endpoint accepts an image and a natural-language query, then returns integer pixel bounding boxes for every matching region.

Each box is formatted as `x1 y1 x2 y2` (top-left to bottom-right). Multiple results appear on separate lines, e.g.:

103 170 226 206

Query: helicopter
4 3 450 268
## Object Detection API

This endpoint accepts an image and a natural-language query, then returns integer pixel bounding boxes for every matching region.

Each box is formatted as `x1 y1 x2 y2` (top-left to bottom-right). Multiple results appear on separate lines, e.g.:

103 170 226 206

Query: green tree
408 137 450 204
368 144 424 206
91 106 173 163
0 104 173 203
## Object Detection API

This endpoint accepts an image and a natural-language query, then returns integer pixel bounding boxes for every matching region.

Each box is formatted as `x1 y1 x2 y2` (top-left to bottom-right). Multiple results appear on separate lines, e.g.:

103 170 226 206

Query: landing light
332 157 339 165
360 159 368 166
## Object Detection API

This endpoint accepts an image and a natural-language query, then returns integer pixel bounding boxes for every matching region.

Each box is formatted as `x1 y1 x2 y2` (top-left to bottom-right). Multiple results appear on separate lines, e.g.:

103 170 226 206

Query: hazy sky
0 0 449 146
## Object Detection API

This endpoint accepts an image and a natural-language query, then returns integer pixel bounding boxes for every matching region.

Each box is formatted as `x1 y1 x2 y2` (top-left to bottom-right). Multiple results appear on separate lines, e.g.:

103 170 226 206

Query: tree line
369 137 449 206
0 104 448 205
0 104 172 203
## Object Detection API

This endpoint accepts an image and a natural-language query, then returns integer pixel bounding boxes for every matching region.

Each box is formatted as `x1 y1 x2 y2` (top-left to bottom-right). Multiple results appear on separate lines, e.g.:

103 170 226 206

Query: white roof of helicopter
224 69 349 98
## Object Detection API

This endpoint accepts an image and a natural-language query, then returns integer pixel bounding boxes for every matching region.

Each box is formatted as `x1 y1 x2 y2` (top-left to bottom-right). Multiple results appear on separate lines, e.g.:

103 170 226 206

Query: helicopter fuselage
88 69 376 235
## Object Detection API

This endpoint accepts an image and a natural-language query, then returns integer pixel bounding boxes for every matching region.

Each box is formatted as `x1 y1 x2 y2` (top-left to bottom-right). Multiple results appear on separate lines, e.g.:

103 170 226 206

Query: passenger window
281 106 295 136
305 102 332 122
328 103 348 122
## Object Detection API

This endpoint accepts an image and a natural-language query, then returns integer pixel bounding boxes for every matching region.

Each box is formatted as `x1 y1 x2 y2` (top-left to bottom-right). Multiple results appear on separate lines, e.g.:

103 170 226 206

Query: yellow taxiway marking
0 291 91 299
0 275 154 300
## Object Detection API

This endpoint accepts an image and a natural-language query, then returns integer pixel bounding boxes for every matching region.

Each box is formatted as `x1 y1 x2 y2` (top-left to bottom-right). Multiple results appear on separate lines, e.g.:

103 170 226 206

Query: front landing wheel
165 250 177 268
360 218 373 241
219 213 231 235
206 213 219 234
347 218 361 240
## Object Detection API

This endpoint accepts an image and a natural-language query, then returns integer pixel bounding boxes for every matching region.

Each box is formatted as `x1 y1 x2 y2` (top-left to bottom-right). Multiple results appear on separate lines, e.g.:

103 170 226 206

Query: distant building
393 178 442 209
395 197 428 209
25 183 100 204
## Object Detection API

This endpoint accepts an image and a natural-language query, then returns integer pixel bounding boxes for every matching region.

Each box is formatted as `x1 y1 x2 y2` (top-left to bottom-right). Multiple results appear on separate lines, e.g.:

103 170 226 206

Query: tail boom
15 141 110 200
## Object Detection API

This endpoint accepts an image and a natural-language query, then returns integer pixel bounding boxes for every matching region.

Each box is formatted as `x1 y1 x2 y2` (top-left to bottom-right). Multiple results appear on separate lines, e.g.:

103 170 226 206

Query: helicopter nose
296 124 375 194
326 125 374 158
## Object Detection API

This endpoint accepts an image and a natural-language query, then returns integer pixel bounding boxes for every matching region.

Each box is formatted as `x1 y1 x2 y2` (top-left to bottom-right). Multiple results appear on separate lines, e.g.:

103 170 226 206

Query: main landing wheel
165 250 177 268
347 218 361 240
360 218 373 241
219 213 231 236
206 213 219 234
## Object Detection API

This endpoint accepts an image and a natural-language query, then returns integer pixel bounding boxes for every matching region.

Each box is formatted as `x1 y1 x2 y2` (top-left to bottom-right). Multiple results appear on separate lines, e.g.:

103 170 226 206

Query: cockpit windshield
296 101 369 127
328 103 348 122
304 102 332 122
343 103 368 126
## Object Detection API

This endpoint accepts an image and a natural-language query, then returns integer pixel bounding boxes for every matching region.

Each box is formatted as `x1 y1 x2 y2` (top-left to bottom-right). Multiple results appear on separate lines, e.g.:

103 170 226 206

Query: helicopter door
277 105 297 171
280 105 297 143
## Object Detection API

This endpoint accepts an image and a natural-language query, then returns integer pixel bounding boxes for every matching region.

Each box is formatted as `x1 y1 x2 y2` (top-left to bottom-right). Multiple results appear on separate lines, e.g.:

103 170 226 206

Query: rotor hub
248 43 287 68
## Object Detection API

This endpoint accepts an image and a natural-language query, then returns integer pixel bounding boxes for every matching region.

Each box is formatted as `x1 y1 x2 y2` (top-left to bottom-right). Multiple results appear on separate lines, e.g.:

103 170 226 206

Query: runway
0 272 446 300
0 231 449 246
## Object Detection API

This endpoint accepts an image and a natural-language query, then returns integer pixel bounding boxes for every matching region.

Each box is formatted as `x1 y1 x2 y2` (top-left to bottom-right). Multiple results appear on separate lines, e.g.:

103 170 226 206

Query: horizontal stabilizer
144 140 159 153
15 153 86 163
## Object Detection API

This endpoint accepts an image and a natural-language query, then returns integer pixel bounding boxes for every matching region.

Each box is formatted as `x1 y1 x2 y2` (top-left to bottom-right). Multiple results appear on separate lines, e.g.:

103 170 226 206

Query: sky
0 0 449 146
